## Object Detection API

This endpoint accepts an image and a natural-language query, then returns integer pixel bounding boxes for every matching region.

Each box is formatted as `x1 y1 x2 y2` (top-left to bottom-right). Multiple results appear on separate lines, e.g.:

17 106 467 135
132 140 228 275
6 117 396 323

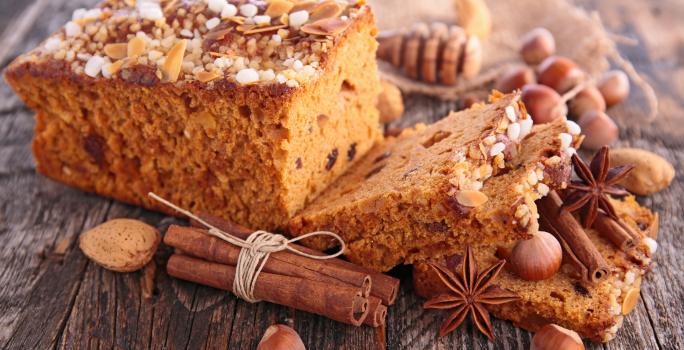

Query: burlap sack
369 0 616 101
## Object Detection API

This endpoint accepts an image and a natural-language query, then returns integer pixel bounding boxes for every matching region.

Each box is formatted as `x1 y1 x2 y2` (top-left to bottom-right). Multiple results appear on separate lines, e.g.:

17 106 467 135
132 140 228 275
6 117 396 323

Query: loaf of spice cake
413 196 659 343
5 0 380 230
289 93 581 271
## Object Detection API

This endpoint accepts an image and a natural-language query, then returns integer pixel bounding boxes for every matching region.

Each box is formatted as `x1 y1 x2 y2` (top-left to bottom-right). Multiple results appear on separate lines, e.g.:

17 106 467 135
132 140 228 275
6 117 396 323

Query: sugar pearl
507 122 521 141
644 237 658 255
44 37 62 52
206 17 221 30
490 142 506 157
84 55 105 78
64 21 82 37
239 4 258 17
254 15 271 25
236 68 259 84
207 0 227 13
289 10 309 28
137 1 164 20
520 118 533 138
221 3 237 18
505 105 517 122
566 120 581 135
559 133 573 150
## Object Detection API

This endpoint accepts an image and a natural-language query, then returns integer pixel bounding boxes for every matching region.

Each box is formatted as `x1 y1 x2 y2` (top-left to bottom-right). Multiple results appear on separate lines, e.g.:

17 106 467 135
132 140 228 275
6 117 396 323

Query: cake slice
5 0 381 230
290 93 579 271
413 196 659 343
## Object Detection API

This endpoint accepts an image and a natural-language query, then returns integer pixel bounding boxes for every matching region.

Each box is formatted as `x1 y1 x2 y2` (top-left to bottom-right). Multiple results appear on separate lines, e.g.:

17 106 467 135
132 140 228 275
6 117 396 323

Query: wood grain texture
0 0 682 349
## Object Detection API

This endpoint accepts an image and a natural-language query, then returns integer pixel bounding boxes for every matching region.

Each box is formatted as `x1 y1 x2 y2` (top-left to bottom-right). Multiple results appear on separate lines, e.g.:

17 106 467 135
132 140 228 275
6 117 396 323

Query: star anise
563 146 634 228
423 246 519 341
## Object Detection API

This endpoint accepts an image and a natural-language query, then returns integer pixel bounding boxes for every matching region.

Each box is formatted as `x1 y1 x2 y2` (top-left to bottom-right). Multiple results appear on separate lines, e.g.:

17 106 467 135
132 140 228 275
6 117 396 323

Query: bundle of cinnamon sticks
164 213 399 327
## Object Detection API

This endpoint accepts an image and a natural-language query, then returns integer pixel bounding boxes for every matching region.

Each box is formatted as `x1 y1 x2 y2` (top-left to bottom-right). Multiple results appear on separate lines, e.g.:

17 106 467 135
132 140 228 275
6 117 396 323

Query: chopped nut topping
621 287 640 315
33 0 367 86
455 190 488 207
162 40 187 82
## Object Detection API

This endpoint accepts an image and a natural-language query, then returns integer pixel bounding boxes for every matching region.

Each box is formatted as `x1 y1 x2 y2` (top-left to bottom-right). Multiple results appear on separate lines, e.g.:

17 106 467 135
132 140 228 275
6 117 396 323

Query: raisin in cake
290 93 581 271
413 196 659 343
5 0 380 230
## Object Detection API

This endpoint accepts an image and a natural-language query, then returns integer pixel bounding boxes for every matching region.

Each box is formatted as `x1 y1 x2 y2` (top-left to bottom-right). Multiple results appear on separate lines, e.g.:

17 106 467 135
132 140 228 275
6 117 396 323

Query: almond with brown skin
257 324 305 350
608 148 675 195
79 219 160 272
377 79 404 123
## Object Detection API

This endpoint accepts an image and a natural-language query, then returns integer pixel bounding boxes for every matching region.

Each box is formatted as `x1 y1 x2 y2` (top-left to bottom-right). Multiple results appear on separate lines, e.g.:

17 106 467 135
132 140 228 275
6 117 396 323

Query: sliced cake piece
290 93 579 271
413 196 659 343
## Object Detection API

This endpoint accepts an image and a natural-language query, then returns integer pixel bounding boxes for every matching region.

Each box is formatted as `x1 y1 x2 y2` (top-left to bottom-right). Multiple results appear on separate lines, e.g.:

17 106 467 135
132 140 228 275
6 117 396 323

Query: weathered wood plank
0 0 682 349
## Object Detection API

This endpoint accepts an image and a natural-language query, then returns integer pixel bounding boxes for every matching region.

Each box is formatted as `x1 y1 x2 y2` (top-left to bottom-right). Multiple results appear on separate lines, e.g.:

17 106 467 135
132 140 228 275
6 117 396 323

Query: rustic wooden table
1 0 682 349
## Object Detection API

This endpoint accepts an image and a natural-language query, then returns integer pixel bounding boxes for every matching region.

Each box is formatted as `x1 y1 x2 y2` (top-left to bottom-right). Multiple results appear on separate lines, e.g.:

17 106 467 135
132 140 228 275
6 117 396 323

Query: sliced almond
124 0 135 6
128 37 146 57
244 24 287 35
290 1 317 13
622 287 640 315
309 1 345 22
205 26 233 40
236 24 257 32
162 39 187 82
226 16 245 25
279 13 289 26
196 70 221 83
265 0 294 18
301 17 351 36
104 43 128 60
107 59 125 75
455 190 488 207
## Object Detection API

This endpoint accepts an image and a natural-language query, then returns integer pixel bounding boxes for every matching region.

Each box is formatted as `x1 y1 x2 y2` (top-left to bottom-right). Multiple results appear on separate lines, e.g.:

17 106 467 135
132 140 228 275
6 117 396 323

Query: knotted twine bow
148 193 346 303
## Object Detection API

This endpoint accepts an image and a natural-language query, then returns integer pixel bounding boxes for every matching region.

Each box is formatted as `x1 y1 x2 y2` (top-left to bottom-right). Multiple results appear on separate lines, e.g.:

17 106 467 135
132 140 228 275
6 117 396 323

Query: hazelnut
577 110 618 149
531 324 585 350
257 324 306 350
520 27 556 65
521 84 566 124
509 231 562 281
377 80 404 123
568 86 606 118
537 56 585 93
494 65 535 93
598 70 630 107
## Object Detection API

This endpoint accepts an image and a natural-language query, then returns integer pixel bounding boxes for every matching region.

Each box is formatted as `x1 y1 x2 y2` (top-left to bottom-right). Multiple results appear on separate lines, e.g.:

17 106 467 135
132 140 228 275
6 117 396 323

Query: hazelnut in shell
494 65 535 93
598 70 630 107
577 110 618 149
520 27 556 65
537 56 585 93
509 231 562 281
531 324 585 350
257 324 306 350
521 84 566 124
568 86 606 119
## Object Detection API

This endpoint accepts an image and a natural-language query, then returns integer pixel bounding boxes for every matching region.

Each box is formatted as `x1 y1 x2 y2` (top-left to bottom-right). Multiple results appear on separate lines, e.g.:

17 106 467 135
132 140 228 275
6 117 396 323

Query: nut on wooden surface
78 218 160 272
521 84 565 124
520 27 556 65
608 148 675 195
537 56 585 93
577 110 618 149
598 70 630 107
257 324 306 350
494 65 535 93
568 86 606 118
377 22 481 86
509 231 562 281
531 324 585 350
453 0 491 39
622 287 641 315
378 79 404 123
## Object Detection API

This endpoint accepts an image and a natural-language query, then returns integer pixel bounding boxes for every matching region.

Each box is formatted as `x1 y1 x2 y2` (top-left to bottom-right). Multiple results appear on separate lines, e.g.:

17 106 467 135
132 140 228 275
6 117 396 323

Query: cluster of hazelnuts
494 27 630 149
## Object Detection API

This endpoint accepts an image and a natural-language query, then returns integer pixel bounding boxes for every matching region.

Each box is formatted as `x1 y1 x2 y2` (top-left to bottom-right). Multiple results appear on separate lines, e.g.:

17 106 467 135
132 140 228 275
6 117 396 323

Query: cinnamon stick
593 212 638 252
364 296 388 327
167 254 370 326
538 191 609 284
164 225 372 298
192 213 400 305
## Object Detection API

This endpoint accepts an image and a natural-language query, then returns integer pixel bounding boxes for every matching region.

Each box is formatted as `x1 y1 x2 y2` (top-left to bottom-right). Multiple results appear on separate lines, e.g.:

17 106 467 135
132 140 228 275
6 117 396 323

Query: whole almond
79 219 160 272
608 148 675 195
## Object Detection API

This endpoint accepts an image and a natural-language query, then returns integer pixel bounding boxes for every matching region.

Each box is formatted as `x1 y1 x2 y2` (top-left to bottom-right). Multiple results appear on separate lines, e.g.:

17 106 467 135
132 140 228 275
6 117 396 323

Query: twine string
148 192 345 302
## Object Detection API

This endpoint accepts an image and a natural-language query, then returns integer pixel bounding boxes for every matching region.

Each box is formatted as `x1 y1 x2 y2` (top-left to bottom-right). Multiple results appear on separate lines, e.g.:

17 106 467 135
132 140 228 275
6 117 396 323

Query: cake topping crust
29 0 369 86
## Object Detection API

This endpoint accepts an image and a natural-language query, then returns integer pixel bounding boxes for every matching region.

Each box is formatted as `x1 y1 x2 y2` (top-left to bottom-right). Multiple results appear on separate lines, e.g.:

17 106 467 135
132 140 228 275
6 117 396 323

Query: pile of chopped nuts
36 0 367 86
